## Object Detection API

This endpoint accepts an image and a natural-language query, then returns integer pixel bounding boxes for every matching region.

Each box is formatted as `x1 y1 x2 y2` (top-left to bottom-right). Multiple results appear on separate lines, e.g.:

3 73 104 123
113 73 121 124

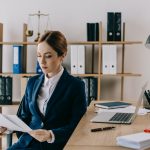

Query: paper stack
116 132 150 150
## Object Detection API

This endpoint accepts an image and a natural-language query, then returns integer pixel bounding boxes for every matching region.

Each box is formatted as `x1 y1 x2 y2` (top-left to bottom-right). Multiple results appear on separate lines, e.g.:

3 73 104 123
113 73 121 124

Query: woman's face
37 41 65 76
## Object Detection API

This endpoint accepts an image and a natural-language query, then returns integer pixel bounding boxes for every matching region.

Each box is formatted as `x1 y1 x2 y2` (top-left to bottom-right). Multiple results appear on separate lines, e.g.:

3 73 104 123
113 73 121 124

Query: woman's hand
0 127 7 135
29 129 52 142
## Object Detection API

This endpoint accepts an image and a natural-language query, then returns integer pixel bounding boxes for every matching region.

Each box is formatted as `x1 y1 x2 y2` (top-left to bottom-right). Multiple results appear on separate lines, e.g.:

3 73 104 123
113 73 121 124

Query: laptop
91 82 148 124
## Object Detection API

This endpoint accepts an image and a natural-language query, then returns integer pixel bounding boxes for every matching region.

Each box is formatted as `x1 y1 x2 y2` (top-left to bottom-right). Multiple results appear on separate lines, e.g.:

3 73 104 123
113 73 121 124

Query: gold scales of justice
26 11 50 42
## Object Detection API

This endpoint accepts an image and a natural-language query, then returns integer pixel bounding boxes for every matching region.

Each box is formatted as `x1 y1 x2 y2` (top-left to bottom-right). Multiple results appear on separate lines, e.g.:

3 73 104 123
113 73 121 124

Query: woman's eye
37 55 41 57
45 55 52 58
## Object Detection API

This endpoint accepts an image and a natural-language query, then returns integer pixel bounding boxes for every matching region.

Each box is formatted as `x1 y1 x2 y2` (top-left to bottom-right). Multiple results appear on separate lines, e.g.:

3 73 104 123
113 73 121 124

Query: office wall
0 0 150 101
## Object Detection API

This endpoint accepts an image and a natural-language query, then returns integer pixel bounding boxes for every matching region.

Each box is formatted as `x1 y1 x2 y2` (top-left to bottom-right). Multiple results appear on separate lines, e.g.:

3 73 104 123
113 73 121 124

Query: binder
87 23 99 41
107 12 115 41
70 45 85 74
114 12 121 41
5 76 12 104
70 45 78 74
77 45 85 74
36 61 42 74
89 77 97 101
102 45 117 74
13 45 23 73
87 23 93 41
82 77 90 106
0 76 5 104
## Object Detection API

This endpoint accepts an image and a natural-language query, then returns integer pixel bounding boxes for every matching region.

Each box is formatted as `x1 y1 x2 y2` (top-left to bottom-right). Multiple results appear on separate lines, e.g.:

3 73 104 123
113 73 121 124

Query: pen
144 129 150 133
91 126 115 132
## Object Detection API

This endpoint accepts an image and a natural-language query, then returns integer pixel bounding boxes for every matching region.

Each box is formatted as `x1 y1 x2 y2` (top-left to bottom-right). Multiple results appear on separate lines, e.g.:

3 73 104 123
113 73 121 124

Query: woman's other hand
29 129 52 142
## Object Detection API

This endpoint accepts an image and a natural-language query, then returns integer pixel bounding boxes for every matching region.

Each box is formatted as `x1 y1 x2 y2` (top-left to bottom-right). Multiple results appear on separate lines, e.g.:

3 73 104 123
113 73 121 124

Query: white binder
77 45 85 74
102 45 117 74
70 45 85 74
70 45 78 74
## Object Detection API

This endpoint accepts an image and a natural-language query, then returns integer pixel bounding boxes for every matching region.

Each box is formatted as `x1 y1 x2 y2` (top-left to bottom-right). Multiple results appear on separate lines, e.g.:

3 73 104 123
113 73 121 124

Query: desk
64 102 150 150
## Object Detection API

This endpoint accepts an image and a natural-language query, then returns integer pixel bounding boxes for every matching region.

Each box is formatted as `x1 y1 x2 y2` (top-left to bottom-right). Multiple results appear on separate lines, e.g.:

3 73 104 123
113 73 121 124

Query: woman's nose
41 56 46 64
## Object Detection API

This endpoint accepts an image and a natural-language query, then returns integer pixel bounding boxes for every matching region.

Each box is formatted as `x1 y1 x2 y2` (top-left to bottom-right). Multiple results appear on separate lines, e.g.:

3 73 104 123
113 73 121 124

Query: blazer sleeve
16 79 32 138
52 80 87 144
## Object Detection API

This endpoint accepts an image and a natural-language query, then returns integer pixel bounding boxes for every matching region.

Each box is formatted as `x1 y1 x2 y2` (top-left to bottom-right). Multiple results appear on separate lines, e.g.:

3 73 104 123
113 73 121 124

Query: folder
70 45 78 74
107 12 115 41
5 76 12 105
102 45 117 74
0 76 5 104
77 45 85 74
13 45 23 73
114 12 121 41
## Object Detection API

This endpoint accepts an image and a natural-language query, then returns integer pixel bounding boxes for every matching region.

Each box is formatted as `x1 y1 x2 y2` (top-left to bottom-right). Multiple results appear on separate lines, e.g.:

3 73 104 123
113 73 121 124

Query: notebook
91 82 147 124
95 101 131 109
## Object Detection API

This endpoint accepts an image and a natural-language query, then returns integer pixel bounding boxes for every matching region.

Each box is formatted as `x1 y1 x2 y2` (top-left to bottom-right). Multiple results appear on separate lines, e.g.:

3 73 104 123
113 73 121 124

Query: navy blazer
14 69 87 150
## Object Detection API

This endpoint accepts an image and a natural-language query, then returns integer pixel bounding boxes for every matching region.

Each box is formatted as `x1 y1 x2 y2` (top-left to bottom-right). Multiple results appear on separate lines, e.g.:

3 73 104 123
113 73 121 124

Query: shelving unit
0 22 142 102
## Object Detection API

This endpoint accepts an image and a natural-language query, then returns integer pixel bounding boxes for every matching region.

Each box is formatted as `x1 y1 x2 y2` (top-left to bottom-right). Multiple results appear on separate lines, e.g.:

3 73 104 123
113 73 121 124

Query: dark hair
38 31 67 56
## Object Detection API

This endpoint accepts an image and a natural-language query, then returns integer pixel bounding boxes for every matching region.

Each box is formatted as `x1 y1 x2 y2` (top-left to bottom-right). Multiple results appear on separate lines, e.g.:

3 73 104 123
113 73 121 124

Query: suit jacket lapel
44 69 69 117
32 74 45 118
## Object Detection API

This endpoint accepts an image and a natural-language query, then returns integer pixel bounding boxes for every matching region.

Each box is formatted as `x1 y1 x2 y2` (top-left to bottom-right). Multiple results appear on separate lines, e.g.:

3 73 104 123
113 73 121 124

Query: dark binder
0 76 5 104
87 23 93 41
107 12 115 41
82 77 90 106
5 76 12 105
87 23 99 41
114 12 122 41
89 77 97 101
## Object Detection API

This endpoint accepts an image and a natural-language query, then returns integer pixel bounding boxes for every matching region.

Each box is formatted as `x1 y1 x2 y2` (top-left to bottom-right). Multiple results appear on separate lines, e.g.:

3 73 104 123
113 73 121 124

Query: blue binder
13 45 22 73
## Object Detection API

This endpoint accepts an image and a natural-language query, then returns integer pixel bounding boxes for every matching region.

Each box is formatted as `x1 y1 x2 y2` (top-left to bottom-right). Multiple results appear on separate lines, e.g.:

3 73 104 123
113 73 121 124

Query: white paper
116 132 150 150
96 106 150 115
0 114 32 132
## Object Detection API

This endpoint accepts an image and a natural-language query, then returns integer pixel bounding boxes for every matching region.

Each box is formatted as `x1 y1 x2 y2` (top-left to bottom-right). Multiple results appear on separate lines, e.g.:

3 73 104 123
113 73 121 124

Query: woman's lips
42 66 48 70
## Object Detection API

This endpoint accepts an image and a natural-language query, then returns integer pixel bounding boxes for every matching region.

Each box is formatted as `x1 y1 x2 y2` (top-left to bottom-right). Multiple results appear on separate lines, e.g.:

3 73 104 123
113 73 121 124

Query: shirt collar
44 66 64 86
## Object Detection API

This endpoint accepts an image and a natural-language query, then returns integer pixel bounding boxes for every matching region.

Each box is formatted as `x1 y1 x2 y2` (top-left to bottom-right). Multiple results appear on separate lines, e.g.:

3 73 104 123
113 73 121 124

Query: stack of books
116 132 150 150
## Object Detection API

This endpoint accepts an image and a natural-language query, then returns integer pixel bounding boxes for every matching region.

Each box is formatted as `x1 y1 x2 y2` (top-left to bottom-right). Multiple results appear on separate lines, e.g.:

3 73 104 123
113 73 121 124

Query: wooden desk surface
64 102 150 150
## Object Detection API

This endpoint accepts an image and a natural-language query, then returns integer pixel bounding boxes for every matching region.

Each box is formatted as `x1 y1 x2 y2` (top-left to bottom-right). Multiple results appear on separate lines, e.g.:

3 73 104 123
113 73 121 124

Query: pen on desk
91 126 115 132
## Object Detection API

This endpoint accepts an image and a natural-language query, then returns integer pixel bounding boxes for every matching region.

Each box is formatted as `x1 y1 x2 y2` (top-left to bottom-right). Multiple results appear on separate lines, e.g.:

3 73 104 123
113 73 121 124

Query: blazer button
41 122 44 127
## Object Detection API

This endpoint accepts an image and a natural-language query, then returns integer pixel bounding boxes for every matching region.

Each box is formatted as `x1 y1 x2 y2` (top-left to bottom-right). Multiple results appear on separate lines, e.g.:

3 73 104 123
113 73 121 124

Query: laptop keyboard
109 113 133 122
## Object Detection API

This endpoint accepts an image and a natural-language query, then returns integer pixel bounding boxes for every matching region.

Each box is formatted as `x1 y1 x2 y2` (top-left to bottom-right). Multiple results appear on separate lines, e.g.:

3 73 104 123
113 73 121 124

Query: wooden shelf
0 73 36 77
0 41 142 45
72 74 99 77
100 73 141 77
102 41 142 45
0 42 37 45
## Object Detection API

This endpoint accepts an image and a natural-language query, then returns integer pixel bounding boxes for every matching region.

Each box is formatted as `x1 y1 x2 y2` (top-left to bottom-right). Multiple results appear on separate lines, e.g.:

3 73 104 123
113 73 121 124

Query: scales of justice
26 11 50 42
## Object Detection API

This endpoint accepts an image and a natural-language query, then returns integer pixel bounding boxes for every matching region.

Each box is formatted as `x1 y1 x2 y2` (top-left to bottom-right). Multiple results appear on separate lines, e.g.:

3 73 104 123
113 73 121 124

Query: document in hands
116 132 150 150
0 114 32 132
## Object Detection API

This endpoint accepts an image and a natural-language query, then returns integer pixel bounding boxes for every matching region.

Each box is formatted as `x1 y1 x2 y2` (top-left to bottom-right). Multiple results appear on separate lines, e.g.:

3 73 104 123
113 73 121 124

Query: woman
1 31 87 150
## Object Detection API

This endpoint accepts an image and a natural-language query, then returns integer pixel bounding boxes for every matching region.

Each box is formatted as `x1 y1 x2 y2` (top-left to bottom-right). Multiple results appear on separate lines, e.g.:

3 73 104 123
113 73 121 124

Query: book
116 132 150 150
0 114 32 132
95 101 131 109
